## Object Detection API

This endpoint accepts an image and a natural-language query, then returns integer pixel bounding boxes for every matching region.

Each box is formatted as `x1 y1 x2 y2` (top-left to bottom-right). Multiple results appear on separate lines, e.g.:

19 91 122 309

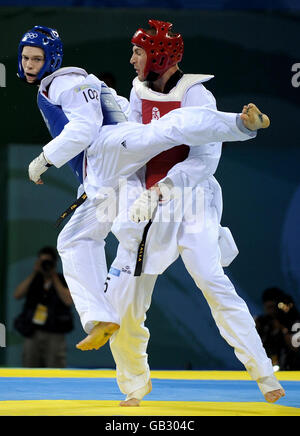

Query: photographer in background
255 287 300 370
14 246 73 368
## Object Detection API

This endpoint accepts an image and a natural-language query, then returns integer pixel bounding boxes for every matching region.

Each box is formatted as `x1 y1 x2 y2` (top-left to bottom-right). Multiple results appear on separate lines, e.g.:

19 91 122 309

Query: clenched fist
28 152 51 184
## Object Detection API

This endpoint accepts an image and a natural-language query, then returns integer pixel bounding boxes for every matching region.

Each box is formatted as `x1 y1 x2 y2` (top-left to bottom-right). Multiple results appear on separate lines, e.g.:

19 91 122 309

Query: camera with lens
40 259 55 273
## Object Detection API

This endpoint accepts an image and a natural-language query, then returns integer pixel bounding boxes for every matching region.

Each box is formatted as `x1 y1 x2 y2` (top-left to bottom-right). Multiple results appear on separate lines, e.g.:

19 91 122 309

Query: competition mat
0 369 299 416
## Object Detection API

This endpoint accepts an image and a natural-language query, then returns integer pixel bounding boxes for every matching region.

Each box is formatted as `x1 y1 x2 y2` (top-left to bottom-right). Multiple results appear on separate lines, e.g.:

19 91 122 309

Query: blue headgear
18 25 63 82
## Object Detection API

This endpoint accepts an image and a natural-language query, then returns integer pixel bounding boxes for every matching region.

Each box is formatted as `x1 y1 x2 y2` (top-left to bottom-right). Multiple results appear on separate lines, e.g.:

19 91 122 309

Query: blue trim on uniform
37 92 84 183
236 114 257 137
100 82 127 125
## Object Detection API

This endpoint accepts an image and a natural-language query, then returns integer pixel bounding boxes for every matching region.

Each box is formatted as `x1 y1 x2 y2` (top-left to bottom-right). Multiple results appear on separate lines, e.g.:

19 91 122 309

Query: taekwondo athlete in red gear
105 20 285 406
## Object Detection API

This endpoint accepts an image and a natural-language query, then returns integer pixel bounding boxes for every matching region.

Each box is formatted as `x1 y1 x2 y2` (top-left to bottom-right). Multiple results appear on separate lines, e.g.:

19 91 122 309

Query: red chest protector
133 73 214 189
142 99 189 189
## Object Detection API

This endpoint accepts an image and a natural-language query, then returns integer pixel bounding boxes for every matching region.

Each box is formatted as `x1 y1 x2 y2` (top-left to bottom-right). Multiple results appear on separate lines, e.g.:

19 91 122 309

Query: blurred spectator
255 287 300 370
14 246 73 368
97 71 117 90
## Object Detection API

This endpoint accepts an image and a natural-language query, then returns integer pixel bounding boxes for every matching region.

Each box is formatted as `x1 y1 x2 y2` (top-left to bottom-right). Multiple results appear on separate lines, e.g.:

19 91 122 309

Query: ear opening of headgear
18 25 63 83
131 19 184 81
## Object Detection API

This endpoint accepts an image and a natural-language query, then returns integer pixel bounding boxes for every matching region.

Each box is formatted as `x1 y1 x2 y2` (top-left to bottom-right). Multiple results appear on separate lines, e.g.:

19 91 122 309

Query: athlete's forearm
43 115 98 168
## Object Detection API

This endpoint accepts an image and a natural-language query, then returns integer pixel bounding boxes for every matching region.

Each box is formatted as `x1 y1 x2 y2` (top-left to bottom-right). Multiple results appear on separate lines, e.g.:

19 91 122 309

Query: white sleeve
127 87 144 186
43 79 103 168
128 87 142 123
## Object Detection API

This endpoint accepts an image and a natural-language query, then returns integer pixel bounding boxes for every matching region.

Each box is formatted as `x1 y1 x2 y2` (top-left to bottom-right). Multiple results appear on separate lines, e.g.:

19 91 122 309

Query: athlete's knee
200 276 249 316
191 263 222 290
192 268 238 305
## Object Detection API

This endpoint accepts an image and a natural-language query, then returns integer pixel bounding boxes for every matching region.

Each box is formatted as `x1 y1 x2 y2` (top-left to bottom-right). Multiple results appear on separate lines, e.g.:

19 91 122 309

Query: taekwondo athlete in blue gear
18 24 130 348
18 26 85 184
19 26 128 187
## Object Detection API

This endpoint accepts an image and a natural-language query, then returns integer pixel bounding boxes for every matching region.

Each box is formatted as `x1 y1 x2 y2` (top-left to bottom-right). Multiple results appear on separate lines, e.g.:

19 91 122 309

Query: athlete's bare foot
264 388 286 403
257 374 285 403
76 322 119 351
240 103 270 130
119 379 152 407
119 398 141 407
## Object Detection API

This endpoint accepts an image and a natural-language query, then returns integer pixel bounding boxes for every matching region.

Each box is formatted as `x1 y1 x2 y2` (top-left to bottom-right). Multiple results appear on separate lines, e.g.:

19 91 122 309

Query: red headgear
131 19 184 80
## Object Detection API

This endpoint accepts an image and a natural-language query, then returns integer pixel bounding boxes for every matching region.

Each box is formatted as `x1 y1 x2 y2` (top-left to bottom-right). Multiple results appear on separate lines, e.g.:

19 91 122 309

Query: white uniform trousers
57 197 119 333
108 271 156 395
108 181 274 394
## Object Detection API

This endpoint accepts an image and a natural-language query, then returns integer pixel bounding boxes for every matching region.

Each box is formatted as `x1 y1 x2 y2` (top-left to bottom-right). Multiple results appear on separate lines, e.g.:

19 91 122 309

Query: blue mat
0 378 298 407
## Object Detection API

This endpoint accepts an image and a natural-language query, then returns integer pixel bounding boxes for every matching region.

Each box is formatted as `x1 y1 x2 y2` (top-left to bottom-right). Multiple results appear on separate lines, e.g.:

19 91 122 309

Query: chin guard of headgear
18 25 63 83
131 19 184 81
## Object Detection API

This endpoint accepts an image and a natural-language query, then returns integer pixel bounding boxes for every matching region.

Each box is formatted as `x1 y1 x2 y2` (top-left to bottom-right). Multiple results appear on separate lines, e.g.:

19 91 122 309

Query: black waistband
55 192 87 228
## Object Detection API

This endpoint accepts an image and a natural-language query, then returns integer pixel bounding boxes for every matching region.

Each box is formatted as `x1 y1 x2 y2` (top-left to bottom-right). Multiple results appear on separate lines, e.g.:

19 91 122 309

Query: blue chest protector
37 82 127 184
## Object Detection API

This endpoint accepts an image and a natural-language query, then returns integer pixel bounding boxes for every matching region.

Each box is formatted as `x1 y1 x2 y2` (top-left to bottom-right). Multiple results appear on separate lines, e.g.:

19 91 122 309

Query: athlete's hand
129 188 160 223
28 152 51 184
